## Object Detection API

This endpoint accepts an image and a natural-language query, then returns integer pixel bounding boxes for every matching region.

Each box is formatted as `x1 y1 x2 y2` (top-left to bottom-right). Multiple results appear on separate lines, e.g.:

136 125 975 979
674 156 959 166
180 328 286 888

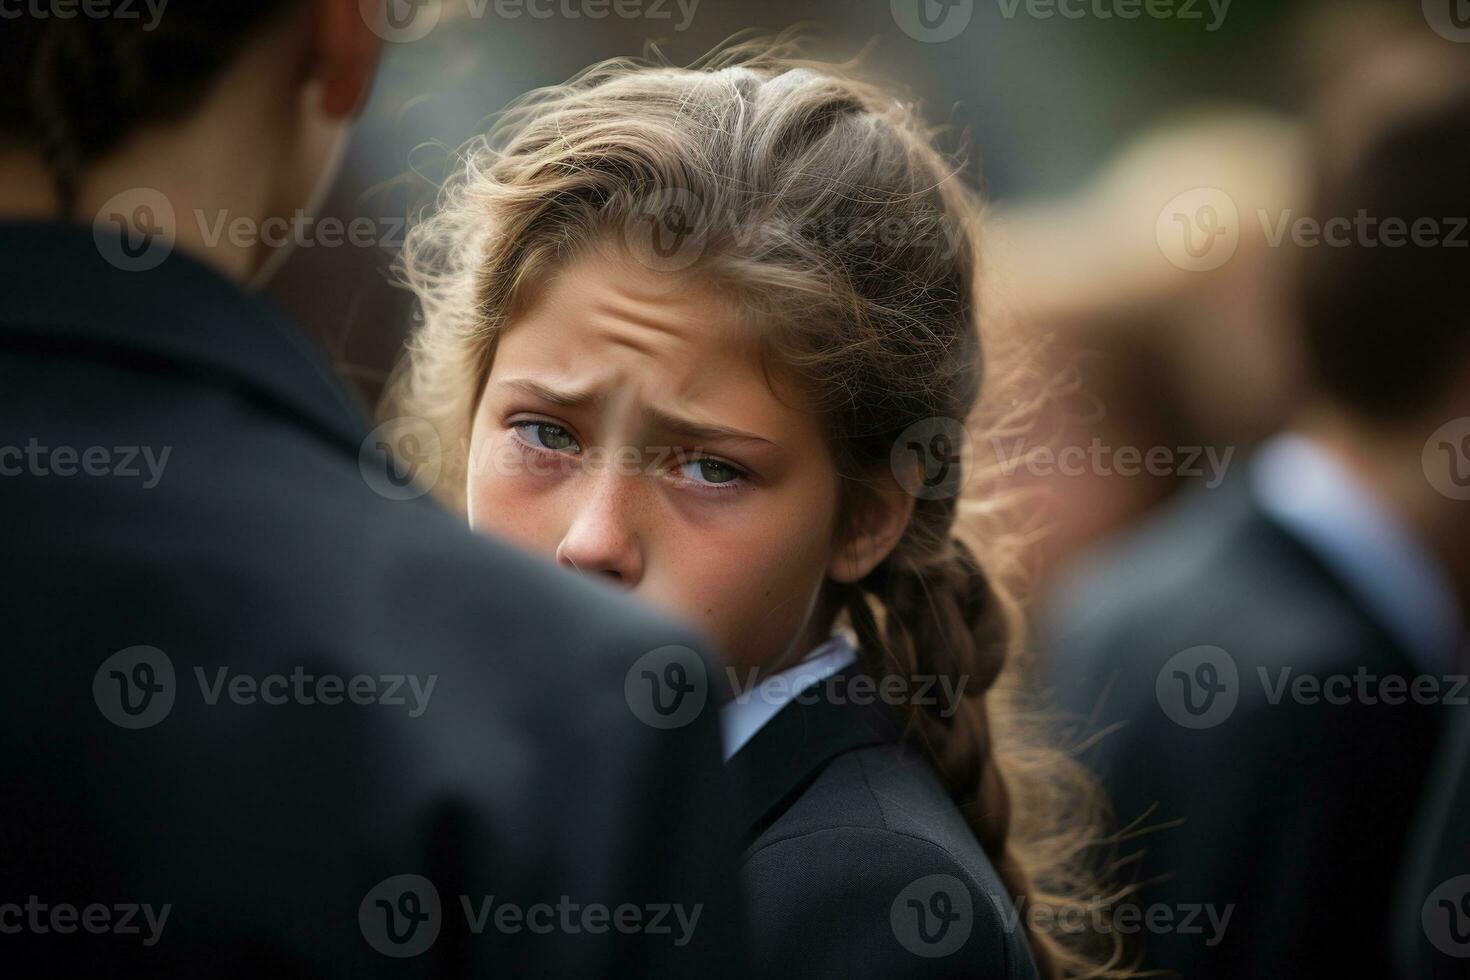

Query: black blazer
728 671 1039 980
0 223 742 978
1044 477 1443 979
1395 702 1470 979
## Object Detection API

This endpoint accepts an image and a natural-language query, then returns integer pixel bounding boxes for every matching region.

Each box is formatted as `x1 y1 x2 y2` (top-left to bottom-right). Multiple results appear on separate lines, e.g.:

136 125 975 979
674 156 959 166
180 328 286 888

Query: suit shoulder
752 745 1015 899
1042 484 1256 644
744 822 1032 979
744 747 1036 979
1042 482 1394 684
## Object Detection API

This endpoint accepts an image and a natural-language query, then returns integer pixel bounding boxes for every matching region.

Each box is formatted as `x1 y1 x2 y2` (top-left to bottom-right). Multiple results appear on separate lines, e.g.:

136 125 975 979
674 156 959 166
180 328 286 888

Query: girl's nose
553 474 645 587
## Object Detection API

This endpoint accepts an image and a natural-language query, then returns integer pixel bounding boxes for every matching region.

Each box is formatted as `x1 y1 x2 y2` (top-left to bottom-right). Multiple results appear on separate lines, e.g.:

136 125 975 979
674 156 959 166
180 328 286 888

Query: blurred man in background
1043 75 1470 979
981 109 1306 588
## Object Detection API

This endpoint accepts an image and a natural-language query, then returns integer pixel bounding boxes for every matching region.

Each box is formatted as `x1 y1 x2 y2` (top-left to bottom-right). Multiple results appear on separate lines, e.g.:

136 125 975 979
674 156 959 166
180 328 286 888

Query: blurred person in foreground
0 4 740 977
1042 79 1470 978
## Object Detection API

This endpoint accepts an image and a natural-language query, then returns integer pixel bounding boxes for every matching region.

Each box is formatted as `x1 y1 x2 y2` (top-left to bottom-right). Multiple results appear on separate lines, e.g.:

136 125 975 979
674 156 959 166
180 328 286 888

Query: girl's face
466 250 906 671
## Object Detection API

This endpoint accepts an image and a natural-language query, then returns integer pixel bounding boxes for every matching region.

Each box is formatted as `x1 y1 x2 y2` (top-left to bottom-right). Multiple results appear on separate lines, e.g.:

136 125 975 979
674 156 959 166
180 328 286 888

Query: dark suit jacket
1395 702 1470 979
0 222 742 978
728 671 1039 980
1044 477 1443 979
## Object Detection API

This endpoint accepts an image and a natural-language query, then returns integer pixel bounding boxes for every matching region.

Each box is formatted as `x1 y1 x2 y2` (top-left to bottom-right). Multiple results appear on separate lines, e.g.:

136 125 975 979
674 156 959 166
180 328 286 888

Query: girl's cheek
672 521 821 623
469 468 566 556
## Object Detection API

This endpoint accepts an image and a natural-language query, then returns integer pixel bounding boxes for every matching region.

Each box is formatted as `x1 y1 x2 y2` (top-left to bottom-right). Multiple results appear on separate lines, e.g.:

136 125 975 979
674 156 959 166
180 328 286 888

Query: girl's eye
513 421 580 453
679 457 744 486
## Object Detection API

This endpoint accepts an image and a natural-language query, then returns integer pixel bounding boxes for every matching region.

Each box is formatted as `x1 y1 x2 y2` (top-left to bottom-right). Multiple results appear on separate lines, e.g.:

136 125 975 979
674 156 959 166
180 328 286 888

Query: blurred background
273 0 1468 598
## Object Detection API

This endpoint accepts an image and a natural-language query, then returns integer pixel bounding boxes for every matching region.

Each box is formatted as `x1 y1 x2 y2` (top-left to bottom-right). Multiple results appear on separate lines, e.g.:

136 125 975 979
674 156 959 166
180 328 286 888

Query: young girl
392 39 1123 979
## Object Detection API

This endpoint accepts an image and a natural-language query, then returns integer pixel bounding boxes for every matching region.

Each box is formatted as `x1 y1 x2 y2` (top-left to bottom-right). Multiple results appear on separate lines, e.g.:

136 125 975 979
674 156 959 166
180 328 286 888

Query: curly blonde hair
388 33 1132 978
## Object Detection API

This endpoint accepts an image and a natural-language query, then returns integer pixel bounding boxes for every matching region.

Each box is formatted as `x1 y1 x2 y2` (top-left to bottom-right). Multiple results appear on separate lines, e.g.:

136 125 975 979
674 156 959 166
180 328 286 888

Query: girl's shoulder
741 744 1038 980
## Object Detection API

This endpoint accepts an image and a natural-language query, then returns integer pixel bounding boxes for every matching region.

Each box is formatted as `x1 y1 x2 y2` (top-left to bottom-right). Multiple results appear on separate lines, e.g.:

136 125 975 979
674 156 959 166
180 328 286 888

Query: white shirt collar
1250 433 1463 673
719 633 859 762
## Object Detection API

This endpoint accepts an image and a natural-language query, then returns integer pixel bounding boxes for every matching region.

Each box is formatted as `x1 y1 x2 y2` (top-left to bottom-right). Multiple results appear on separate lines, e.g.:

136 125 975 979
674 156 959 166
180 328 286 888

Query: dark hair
2 4 301 216
1298 86 1470 420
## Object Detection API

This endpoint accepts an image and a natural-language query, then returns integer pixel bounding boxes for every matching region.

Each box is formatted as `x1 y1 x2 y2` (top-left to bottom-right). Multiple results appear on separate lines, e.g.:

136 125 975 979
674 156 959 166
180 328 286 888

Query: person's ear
828 479 917 584
313 0 384 119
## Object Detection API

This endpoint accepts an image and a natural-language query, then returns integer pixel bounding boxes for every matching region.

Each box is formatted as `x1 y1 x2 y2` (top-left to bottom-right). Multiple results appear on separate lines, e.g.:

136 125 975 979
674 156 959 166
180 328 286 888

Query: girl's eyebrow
497 377 603 409
498 377 776 448
644 407 777 448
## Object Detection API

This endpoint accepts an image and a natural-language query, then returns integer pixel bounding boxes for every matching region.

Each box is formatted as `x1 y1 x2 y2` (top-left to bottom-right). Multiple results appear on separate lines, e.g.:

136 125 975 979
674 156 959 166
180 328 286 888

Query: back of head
0 3 302 214
1298 84 1470 423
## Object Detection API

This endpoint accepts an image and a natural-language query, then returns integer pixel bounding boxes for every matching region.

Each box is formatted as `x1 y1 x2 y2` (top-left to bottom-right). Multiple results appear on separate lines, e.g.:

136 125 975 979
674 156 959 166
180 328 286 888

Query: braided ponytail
845 513 1068 977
